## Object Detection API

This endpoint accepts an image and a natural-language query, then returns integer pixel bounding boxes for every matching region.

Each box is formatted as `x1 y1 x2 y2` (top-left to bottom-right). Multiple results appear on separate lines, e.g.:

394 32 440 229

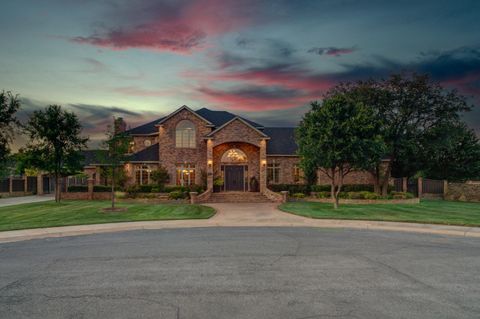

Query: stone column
402 177 408 192
87 178 94 200
37 174 43 195
206 139 214 190
189 192 198 204
417 177 423 198
259 139 267 193
280 191 289 203
8 175 12 195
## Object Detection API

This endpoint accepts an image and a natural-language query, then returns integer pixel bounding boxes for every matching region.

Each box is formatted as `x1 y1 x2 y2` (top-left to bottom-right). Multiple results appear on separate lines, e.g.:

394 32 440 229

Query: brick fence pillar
443 180 448 198
189 192 198 204
87 178 94 200
24 176 28 194
280 191 289 203
37 174 43 195
417 177 423 198
8 175 12 195
402 177 408 192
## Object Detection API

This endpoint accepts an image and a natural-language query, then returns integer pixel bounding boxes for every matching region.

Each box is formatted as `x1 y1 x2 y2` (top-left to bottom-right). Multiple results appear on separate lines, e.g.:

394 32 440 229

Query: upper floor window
175 120 196 148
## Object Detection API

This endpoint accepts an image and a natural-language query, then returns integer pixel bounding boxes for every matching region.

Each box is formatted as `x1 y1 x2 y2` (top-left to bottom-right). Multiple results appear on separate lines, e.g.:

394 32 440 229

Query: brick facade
82 106 384 191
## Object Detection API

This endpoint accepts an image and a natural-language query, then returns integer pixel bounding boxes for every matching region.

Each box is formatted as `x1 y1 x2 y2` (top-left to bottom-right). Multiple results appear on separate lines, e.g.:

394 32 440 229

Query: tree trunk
334 170 344 209
330 167 339 209
372 165 381 194
55 172 60 203
380 162 392 196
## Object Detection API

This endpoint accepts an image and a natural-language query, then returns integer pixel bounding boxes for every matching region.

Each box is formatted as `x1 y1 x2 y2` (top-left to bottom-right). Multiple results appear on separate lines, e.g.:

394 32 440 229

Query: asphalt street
0 227 479 318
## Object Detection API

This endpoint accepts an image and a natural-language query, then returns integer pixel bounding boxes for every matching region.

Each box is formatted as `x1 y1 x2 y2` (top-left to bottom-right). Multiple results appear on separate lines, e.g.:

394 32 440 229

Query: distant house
81 105 375 194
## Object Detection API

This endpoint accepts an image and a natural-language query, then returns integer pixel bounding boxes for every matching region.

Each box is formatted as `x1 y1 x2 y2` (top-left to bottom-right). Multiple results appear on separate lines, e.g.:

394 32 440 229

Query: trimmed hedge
269 184 378 194
125 184 204 195
67 185 121 192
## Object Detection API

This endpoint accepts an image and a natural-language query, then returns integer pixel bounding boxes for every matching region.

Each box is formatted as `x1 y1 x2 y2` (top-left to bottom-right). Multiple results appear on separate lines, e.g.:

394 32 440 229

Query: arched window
221 148 247 163
175 120 196 148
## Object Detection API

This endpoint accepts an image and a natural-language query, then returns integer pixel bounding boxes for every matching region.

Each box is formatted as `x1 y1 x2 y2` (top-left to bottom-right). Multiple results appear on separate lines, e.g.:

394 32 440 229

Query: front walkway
0 203 479 243
0 195 55 208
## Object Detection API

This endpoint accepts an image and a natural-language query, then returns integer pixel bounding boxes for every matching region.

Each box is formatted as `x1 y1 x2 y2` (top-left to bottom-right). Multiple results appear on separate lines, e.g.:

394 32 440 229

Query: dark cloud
15 98 162 149
308 46 357 57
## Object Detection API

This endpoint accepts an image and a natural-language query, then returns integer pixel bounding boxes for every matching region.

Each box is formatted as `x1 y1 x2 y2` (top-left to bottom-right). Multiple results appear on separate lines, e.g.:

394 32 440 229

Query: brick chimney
114 117 126 134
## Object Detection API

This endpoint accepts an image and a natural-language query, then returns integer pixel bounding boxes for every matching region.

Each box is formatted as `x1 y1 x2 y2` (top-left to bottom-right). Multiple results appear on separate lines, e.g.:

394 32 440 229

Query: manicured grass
279 200 480 226
0 201 215 231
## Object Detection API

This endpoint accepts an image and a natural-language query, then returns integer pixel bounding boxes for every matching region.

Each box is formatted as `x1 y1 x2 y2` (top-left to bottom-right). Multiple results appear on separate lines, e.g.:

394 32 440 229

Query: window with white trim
135 165 153 185
176 163 196 186
175 120 196 148
267 160 280 184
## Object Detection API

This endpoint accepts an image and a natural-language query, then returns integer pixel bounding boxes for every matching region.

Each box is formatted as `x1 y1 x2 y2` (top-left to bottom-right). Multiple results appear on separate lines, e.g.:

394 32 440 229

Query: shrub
169 190 187 200
67 185 88 192
268 184 310 194
93 185 119 192
310 184 375 193
364 192 379 200
291 192 305 199
347 191 363 199
390 191 414 199
315 191 330 198
151 166 170 188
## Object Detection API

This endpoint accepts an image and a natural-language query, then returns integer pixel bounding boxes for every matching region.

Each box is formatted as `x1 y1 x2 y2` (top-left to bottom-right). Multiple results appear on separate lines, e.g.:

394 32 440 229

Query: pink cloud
71 0 253 53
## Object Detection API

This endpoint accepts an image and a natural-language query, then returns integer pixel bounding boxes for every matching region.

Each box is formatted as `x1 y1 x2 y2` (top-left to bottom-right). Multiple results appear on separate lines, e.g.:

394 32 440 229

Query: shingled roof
128 143 159 162
263 127 298 155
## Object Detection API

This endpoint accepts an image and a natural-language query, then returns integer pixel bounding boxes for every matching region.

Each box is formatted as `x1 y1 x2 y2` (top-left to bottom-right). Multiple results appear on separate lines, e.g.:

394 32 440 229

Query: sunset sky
1 0 479 147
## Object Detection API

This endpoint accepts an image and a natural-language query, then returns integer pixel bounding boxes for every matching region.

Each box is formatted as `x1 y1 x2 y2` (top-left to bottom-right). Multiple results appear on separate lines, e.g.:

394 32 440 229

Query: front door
225 165 245 191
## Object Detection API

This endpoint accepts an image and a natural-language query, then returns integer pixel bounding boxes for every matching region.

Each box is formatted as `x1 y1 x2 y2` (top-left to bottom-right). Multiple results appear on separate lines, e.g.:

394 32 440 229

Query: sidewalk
0 203 479 243
0 195 54 208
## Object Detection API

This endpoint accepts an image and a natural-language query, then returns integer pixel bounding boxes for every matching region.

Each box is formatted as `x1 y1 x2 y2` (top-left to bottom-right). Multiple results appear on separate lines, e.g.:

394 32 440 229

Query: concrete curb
1 215 479 243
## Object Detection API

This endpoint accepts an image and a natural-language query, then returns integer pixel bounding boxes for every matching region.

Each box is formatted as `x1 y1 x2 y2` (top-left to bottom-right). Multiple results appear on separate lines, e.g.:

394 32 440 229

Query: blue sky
1 0 479 147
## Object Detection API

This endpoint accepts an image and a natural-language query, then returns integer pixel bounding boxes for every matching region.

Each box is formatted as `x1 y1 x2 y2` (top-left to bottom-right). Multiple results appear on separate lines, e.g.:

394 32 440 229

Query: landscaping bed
279 200 480 227
0 200 215 231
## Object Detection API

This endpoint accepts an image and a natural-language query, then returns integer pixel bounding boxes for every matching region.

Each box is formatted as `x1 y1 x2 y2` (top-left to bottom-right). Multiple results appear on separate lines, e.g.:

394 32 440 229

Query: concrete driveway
0 195 54 208
0 227 479 318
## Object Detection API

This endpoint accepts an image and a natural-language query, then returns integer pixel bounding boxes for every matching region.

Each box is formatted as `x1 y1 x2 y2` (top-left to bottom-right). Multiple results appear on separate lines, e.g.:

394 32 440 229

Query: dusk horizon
2 0 480 149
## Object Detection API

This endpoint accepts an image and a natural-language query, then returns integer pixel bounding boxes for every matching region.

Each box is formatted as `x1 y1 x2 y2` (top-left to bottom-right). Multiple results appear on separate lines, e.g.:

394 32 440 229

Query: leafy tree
100 118 132 209
381 73 471 190
23 105 88 202
151 165 170 190
0 91 21 165
297 97 385 209
421 122 480 181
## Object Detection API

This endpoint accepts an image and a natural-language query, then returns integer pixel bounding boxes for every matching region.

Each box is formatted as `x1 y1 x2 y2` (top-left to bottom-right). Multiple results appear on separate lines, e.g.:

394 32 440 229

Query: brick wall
445 183 480 202
266 156 301 184
131 135 158 153
158 108 211 186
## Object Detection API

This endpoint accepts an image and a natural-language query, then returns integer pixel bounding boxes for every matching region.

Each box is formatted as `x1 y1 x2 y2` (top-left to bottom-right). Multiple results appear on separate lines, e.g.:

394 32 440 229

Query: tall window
176 163 196 186
135 165 153 185
293 165 302 183
267 160 280 184
176 120 196 148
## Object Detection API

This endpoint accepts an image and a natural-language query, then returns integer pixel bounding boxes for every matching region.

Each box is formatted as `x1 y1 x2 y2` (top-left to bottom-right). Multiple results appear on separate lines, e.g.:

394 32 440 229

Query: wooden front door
225 165 245 191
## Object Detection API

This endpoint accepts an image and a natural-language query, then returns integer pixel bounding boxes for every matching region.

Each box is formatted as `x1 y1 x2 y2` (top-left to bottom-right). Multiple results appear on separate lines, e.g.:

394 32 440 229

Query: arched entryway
221 148 247 191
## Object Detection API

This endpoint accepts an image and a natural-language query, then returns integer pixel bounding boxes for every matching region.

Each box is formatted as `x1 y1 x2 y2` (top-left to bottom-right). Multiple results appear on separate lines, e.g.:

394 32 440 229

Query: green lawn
0 201 216 231
279 200 480 227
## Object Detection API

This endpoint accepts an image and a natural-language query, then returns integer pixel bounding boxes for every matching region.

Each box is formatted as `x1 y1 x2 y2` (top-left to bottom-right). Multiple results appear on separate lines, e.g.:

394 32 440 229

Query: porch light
207 159 213 167
261 159 267 167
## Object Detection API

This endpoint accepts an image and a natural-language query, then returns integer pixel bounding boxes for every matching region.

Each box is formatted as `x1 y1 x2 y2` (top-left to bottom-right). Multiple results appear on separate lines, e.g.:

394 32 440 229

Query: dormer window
176 120 196 148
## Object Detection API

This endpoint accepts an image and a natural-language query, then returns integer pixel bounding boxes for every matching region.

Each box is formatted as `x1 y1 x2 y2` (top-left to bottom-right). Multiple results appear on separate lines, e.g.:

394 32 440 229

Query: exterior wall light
208 160 213 168
261 160 267 167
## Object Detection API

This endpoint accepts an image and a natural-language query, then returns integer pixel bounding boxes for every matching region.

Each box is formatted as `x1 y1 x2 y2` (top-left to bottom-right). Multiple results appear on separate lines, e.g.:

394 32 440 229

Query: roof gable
195 108 263 128
157 105 213 126
206 117 269 138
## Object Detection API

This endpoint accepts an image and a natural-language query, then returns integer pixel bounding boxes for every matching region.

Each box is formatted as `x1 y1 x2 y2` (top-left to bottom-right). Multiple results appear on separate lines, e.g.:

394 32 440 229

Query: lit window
135 165 153 185
293 165 302 183
175 120 196 148
221 148 247 163
176 164 195 186
267 160 280 184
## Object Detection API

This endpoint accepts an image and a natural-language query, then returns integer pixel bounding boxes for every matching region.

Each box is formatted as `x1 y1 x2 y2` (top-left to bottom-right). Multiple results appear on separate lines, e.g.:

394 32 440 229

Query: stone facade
445 182 480 202
317 169 375 185
267 156 302 184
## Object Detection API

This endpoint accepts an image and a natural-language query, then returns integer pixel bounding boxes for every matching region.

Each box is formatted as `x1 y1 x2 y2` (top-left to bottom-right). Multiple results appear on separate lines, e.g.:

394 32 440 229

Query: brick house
82 105 376 195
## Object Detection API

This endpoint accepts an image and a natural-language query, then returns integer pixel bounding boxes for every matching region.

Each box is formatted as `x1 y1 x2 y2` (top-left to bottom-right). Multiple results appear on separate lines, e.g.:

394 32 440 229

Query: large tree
0 91 21 165
23 105 88 202
325 73 473 194
100 118 132 210
297 96 385 209
420 121 480 181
